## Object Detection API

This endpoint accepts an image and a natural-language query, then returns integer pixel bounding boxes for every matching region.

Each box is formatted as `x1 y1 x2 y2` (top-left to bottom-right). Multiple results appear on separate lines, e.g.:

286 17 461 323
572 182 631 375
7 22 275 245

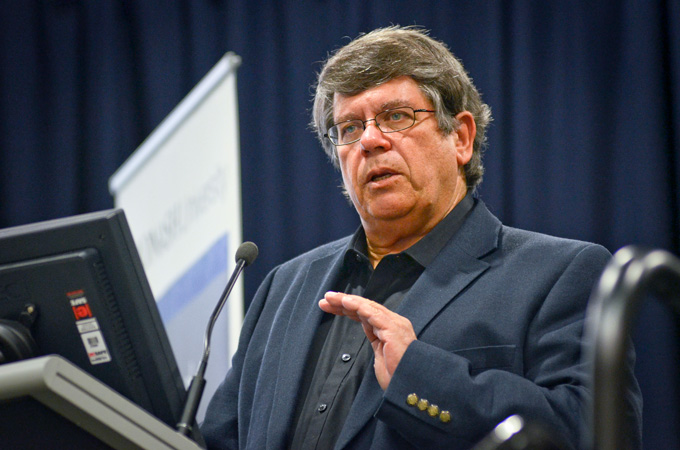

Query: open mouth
371 173 393 182
368 169 397 183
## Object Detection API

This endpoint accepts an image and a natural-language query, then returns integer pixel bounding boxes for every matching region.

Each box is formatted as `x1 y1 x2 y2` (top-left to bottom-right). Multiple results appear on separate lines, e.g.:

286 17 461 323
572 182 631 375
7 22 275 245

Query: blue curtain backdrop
1 1 678 447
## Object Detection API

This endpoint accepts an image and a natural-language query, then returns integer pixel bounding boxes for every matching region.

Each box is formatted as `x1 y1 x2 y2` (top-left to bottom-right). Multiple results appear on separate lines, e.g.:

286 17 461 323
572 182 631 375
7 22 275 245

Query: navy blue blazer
202 199 641 449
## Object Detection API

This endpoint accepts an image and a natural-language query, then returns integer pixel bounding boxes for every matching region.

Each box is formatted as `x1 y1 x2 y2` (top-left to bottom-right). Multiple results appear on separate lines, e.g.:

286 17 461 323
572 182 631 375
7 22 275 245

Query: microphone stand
177 242 257 438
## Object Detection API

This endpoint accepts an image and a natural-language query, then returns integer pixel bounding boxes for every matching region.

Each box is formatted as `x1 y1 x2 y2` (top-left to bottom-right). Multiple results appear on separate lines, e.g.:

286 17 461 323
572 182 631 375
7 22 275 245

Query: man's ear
453 111 476 166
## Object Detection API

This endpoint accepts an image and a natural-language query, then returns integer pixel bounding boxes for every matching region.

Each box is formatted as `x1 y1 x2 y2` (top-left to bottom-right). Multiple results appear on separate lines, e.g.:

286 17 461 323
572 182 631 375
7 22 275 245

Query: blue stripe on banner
156 234 229 323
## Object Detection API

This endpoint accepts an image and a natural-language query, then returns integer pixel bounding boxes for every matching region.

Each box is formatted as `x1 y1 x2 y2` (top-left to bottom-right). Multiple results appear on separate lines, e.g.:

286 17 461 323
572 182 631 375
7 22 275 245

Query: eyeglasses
325 106 436 146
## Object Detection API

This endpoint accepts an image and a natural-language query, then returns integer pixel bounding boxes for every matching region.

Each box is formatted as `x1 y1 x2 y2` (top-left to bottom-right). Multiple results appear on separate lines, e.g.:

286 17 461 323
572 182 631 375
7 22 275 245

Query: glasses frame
324 106 436 146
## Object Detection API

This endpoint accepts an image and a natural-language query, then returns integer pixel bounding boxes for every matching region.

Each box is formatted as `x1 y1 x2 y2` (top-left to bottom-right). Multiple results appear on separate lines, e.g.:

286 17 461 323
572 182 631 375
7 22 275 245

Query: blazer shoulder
499 224 612 268
462 200 610 264
271 235 351 274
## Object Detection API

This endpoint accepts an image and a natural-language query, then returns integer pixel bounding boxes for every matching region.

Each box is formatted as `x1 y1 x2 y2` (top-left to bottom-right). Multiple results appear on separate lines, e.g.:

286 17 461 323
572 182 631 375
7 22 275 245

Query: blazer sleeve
374 243 637 449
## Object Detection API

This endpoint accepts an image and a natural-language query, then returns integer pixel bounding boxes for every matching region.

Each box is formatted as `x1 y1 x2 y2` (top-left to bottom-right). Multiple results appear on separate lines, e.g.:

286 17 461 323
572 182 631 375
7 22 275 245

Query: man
202 26 642 449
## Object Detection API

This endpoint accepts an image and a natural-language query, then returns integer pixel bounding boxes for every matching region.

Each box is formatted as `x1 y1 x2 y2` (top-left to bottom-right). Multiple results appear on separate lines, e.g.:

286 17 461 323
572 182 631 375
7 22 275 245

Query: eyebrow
334 99 416 124
380 99 412 111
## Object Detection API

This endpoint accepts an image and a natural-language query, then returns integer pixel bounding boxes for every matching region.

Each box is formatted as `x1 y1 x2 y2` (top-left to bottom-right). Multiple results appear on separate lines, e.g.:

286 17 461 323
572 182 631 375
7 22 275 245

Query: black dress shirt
288 195 474 450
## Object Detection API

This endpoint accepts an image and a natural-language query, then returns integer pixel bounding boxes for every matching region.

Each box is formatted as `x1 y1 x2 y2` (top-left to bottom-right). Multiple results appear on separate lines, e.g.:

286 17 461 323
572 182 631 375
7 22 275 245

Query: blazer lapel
334 200 501 449
265 247 347 448
402 200 501 334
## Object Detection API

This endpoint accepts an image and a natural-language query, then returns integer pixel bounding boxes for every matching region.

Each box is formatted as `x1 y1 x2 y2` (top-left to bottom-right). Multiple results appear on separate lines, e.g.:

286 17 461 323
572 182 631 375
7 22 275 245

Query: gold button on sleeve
440 410 451 423
417 399 429 411
427 404 440 417
406 393 418 406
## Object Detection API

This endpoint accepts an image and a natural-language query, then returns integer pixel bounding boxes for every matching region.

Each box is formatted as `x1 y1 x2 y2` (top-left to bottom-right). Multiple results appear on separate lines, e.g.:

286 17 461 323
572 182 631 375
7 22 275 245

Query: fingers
360 319 378 343
319 291 414 345
319 292 358 322
319 291 386 324
319 291 417 390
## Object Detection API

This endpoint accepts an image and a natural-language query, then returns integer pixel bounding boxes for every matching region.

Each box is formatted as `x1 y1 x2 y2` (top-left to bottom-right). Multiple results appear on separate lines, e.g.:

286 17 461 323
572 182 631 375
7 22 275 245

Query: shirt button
318 403 327 413
341 353 351 362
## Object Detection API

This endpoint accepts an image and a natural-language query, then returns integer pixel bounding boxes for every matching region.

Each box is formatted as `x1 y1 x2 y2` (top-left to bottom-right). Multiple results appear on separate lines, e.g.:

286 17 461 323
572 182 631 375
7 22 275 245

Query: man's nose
360 121 390 152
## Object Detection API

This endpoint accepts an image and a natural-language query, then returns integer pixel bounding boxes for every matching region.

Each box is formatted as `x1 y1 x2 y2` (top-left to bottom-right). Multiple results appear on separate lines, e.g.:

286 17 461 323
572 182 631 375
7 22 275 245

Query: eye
342 124 357 135
379 108 414 129
387 111 404 121
339 121 363 140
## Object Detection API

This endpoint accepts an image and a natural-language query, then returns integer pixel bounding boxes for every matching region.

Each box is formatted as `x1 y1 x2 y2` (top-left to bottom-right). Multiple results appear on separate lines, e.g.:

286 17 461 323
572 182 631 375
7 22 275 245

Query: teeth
372 173 392 182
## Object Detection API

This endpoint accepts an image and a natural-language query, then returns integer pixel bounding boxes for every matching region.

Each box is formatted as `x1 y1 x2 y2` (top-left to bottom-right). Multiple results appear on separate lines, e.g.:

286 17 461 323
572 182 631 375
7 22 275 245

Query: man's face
333 76 472 238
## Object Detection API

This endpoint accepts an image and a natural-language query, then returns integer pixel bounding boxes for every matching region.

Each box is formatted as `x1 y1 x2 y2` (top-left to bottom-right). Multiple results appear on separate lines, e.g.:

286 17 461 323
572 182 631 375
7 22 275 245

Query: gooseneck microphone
177 241 258 437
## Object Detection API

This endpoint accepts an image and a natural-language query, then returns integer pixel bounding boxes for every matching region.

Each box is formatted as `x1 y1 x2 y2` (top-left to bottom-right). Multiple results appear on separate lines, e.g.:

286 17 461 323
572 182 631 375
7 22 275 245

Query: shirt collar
344 194 475 268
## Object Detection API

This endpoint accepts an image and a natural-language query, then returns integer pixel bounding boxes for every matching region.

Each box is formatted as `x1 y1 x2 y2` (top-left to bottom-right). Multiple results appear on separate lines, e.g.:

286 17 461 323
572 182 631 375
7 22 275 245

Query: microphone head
235 241 258 266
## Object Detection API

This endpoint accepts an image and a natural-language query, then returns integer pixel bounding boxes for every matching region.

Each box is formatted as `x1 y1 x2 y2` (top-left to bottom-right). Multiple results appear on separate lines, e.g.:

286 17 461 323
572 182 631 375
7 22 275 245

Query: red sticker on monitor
68 290 93 320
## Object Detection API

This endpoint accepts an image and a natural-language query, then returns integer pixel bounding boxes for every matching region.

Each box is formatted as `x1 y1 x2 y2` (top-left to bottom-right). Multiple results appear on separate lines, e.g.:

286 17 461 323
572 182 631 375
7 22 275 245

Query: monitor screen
0 209 197 439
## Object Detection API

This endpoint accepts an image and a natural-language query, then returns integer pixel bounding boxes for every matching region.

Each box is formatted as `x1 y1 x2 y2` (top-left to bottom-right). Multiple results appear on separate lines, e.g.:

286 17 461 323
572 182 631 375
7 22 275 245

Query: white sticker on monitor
80 328 112 365
76 317 99 334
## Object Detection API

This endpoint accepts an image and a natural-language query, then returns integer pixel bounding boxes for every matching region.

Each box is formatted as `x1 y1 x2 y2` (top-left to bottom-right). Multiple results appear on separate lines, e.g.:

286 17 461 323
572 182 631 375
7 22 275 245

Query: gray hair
312 26 492 192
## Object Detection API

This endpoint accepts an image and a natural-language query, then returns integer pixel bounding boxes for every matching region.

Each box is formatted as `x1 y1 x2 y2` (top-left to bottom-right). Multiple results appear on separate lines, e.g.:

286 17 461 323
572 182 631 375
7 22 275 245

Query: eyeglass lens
329 107 418 145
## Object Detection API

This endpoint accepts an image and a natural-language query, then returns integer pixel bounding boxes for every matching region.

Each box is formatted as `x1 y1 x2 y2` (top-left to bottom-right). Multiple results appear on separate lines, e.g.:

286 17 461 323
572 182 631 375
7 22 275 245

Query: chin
364 204 414 222
356 193 418 222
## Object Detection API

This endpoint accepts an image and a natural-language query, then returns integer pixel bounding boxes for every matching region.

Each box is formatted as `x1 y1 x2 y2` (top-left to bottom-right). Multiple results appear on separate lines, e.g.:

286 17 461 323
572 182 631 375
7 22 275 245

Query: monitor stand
0 355 203 450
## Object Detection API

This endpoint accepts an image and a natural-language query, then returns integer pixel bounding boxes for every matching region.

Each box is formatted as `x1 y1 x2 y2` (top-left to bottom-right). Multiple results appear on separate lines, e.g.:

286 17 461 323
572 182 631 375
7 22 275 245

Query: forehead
332 76 430 121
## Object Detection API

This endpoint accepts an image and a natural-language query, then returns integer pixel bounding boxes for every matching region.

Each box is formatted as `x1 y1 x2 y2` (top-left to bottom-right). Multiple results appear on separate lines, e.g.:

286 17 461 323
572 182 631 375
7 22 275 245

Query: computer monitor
0 209 196 439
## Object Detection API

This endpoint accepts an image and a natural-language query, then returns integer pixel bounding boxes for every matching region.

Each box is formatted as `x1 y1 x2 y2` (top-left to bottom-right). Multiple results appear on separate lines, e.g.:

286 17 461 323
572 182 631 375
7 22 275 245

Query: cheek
408 149 457 190
338 153 358 191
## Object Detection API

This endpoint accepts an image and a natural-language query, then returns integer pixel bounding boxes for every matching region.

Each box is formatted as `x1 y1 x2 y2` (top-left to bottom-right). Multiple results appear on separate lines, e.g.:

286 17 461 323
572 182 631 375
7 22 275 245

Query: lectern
0 355 203 449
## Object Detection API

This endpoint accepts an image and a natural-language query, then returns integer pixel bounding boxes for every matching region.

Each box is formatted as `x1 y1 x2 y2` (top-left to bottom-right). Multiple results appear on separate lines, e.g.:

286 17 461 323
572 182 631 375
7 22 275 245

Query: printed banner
109 53 243 422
